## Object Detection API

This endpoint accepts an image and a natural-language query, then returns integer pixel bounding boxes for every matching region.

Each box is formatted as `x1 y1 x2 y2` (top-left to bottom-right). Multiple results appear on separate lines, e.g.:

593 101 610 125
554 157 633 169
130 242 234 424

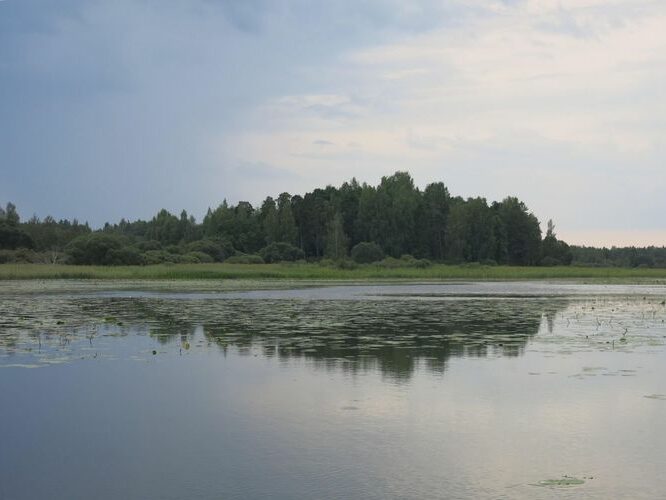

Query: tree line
0 171 663 267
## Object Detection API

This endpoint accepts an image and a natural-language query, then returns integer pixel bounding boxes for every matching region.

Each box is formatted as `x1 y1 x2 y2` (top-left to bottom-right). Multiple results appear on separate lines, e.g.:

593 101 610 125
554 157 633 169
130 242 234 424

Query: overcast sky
1 0 664 246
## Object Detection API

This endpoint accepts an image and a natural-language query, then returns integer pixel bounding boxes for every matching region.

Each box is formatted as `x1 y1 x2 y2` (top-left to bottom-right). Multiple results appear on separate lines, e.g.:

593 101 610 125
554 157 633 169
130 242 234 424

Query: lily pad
534 476 585 487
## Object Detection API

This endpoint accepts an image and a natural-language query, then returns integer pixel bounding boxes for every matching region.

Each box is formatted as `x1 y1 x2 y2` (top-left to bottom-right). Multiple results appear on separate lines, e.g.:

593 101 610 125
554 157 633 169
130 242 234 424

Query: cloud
1 0 665 244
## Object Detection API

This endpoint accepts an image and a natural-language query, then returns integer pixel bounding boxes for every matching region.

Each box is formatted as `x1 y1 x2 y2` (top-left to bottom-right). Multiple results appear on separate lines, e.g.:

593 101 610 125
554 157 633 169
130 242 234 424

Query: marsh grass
2 263 666 281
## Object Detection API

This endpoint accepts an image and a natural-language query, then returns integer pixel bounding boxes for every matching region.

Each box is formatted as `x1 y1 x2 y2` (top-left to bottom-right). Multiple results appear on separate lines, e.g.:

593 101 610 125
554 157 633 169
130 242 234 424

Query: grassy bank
2 263 666 281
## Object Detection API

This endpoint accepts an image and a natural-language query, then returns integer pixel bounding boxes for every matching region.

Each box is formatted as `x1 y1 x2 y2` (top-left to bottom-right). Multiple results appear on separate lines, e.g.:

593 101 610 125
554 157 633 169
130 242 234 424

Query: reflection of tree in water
196 298 568 380
0 295 568 378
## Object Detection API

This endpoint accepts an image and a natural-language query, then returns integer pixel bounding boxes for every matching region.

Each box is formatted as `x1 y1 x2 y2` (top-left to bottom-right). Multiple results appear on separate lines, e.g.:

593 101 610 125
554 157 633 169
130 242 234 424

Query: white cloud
214 0 666 244
2 0 665 243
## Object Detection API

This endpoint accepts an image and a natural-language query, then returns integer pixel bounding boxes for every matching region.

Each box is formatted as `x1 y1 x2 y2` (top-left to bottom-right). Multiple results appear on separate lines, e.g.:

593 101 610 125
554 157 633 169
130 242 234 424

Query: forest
1 171 664 268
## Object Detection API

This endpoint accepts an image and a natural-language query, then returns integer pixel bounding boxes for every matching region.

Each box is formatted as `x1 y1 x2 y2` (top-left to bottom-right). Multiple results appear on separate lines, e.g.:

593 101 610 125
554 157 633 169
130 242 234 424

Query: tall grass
2 263 666 281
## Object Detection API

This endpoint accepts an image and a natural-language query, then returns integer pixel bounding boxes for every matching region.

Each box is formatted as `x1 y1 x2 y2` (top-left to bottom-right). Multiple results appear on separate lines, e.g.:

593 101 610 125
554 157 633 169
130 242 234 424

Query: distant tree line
569 245 666 268
0 171 663 267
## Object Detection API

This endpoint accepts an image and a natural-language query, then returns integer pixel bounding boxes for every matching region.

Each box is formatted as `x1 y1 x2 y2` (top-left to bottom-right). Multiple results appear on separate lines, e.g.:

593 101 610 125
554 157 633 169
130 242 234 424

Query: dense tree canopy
1 172 662 266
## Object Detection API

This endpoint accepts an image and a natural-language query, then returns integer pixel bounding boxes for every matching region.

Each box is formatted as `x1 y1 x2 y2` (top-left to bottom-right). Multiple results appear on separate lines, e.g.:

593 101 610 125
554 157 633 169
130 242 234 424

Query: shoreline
2 263 666 283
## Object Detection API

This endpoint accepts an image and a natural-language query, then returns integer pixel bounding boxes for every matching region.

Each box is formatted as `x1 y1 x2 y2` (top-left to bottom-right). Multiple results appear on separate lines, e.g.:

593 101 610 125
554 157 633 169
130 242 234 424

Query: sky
1 0 664 247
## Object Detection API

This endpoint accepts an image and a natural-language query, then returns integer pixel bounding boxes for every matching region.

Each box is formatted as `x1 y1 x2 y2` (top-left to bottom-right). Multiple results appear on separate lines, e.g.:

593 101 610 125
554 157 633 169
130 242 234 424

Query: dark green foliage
375 255 432 269
202 201 263 252
447 198 496 263
6 172 662 268
540 220 573 266
276 193 298 246
225 254 265 264
135 240 162 252
351 242 384 264
540 256 562 267
0 222 34 250
66 233 128 265
186 239 234 262
571 245 666 268
324 212 349 260
143 250 181 265
105 247 145 266
494 197 542 265
334 259 358 270
419 182 451 260
0 248 46 264
0 202 20 225
259 242 305 263
0 202 34 250
181 251 215 264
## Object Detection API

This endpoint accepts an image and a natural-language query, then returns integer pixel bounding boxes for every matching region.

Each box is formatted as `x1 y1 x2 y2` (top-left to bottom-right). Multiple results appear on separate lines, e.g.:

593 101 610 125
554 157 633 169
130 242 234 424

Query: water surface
1 281 666 499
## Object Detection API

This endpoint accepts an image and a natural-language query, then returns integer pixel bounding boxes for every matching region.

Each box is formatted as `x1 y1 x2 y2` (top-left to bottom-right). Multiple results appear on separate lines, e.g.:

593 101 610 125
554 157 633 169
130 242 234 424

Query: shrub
0 249 13 264
376 257 403 269
259 242 305 263
339 259 359 270
376 256 432 269
0 222 34 250
66 233 128 265
105 247 145 265
186 239 234 262
540 256 561 267
135 240 162 252
351 242 384 264
414 258 431 269
0 248 45 264
225 254 265 264
183 251 214 264
143 250 181 265
164 244 185 255
399 254 431 268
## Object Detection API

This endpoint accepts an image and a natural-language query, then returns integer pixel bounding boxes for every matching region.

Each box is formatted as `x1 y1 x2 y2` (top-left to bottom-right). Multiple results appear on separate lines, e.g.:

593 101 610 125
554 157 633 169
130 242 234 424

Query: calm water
2 281 666 499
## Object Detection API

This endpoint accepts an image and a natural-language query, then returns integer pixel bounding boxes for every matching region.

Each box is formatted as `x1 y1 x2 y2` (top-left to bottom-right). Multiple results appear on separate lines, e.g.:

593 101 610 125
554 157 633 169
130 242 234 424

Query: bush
351 242 384 264
480 259 498 266
376 257 403 269
0 248 45 264
376 256 432 269
0 222 34 250
135 240 162 252
66 233 128 265
143 250 181 265
164 244 185 255
540 256 561 267
182 251 214 264
186 239 234 262
224 254 265 264
414 258 431 269
259 242 305 263
335 259 358 270
0 249 13 264
105 247 145 265
399 254 431 268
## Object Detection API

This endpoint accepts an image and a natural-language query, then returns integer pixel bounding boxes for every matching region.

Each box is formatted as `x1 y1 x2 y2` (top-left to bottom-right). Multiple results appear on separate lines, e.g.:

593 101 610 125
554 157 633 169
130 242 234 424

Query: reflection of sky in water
1 283 666 374
1 282 666 499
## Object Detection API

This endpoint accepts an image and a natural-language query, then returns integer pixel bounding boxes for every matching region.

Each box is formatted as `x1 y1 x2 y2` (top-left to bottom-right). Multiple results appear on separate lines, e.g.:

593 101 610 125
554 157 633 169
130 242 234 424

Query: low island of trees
1 171 664 269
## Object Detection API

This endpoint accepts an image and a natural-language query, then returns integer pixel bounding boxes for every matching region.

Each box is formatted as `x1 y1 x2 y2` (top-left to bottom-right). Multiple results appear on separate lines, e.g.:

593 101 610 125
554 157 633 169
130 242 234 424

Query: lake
1 281 666 499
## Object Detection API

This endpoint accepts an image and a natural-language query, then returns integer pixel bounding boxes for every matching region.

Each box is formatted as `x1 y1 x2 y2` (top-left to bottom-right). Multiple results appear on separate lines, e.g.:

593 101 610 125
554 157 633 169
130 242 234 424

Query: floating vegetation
644 394 666 400
534 476 586 487
1 282 666 376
